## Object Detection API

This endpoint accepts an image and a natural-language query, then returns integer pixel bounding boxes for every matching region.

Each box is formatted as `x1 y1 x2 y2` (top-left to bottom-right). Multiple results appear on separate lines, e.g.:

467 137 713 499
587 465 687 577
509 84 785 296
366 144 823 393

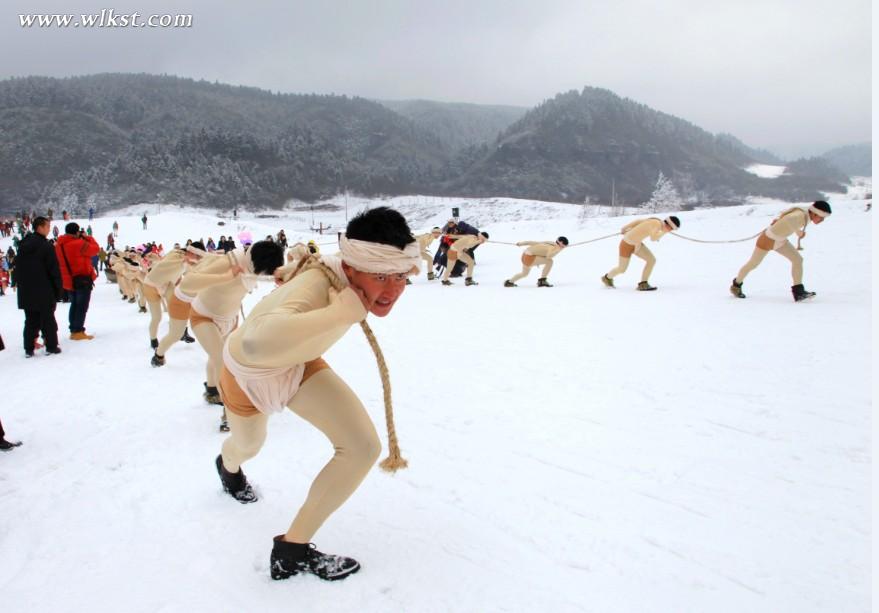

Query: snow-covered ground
744 164 787 179
0 194 872 612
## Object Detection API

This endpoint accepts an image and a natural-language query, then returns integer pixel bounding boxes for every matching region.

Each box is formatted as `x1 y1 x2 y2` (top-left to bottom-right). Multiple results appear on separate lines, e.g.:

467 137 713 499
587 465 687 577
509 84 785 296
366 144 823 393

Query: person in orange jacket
55 223 99 340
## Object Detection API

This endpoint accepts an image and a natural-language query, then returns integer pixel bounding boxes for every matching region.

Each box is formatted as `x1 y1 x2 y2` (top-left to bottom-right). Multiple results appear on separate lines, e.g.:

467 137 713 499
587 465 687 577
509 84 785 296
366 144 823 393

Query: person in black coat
15 217 63 357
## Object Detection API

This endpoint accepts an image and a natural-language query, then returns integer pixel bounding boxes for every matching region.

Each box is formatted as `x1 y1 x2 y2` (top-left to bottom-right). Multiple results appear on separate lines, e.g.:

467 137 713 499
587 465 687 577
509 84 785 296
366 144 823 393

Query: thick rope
299 256 408 473
568 232 621 247
488 232 619 248
669 230 763 244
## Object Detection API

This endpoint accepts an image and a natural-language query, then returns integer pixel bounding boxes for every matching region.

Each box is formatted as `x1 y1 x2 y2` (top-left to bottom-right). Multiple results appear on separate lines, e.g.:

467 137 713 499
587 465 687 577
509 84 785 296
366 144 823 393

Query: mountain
441 87 848 206
820 143 871 177
377 99 527 151
0 76 852 213
0 74 450 213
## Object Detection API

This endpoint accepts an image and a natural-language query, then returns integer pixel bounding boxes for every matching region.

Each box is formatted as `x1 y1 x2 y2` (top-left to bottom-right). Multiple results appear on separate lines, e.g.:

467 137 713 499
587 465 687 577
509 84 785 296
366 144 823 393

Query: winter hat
810 201 831 217
557 236 569 246
65 222 80 235
665 216 681 230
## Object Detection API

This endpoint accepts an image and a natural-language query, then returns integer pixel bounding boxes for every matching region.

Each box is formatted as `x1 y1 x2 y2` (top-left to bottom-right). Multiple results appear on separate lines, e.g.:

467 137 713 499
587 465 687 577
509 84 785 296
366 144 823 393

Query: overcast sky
1 0 872 156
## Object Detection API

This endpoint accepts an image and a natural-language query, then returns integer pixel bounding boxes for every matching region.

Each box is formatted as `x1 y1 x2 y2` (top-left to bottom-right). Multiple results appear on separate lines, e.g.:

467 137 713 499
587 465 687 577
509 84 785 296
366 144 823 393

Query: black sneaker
0 438 23 452
792 284 816 302
503 280 516 287
215 455 258 503
46 347 62 355
138 306 147 313
151 353 165 367
600 274 615 288
537 278 553 287
730 278 746 299
150 338 159 349
637 281 657 291
181 328 196 343
270 537 360 581
204 385 223 405
464 277 478 286
441 280 452 286
25 351 34 358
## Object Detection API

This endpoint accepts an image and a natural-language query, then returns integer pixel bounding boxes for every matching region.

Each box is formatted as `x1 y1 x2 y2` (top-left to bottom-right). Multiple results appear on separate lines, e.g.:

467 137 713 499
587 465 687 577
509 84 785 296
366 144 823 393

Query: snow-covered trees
643 172 682 213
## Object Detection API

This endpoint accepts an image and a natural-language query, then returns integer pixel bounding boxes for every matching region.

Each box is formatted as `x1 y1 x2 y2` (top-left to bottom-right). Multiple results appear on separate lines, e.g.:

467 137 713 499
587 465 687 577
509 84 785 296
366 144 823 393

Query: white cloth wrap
174 284 196 303
339 236 421 274
191 298 239 338
222 340 305 415
808 205 829 218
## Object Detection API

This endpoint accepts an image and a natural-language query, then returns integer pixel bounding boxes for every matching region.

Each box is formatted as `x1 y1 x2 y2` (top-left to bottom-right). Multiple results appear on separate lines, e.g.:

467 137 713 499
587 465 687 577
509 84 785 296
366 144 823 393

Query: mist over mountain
377 99 527 152
0 74 852 214
819 143 871 177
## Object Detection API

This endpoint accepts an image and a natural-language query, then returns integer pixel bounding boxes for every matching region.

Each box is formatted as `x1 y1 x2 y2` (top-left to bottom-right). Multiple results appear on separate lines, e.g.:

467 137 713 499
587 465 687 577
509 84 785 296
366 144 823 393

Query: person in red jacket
55 223 100 340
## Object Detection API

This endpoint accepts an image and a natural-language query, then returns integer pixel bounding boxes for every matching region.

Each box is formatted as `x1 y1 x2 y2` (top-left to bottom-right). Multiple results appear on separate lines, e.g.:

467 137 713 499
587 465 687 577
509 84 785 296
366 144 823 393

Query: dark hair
345 206 415 250
668 216 681 229
249 240 284 275
557 236 569 246
32 216 50 231
190 240 205 251
65 222 80 235
479 231 489 240
813 200 832 214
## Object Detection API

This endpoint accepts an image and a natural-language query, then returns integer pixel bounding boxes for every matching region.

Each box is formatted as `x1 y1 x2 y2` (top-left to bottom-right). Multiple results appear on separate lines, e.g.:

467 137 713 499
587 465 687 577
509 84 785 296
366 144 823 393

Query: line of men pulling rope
406 200 832 302
101 199 832 585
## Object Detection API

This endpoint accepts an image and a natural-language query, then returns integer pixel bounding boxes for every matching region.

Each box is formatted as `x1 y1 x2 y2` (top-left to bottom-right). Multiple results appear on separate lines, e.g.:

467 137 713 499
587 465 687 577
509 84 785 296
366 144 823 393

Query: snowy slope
0 195 871 613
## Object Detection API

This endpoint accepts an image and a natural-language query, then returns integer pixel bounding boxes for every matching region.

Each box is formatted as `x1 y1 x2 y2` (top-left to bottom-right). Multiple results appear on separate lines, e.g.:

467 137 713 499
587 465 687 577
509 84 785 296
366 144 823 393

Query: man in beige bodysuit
143 248 196 350
504 236 569 287
601 216 680 291
441 231 489 286
151 242 210 368
730 200 831 302
413 227 441 282
215 206 419 582
179 241 283 428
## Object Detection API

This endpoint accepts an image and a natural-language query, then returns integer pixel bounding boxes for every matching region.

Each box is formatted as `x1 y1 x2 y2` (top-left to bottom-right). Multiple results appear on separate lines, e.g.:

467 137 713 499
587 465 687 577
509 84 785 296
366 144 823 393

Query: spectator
55 222 100 341
16 217 63 356
141 213 148 229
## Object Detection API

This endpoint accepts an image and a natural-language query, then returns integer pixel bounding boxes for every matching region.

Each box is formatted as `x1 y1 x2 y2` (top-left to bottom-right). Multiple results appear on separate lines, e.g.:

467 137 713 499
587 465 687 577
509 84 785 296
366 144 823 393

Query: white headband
808 206 830 218
339 235 421 274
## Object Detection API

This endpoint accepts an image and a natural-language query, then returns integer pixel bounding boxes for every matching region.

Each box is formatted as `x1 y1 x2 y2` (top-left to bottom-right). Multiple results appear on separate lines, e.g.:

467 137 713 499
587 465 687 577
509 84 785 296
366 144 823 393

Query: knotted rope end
379 452 409 473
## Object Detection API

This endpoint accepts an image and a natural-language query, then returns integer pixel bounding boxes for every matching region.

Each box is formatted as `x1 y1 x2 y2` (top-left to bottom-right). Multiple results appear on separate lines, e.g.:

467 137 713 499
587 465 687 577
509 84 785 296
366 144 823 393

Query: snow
744 164 787 179
0 194 871 612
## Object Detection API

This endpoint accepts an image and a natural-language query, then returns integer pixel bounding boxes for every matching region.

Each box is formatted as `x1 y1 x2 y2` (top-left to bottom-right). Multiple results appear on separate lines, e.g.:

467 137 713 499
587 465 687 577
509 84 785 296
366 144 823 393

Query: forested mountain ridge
0 75 852 213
